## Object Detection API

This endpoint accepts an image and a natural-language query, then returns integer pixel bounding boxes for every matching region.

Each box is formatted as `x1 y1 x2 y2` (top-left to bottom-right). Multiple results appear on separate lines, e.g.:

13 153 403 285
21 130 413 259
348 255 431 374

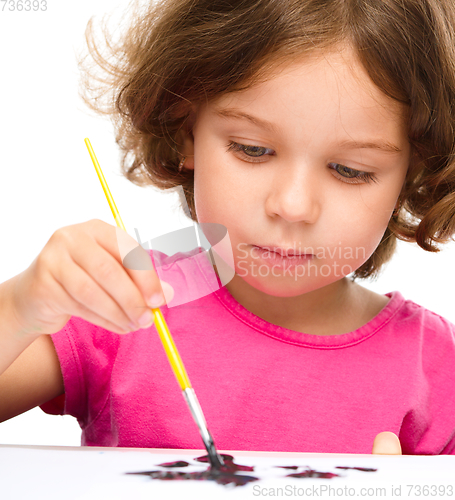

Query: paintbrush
84 137 224 469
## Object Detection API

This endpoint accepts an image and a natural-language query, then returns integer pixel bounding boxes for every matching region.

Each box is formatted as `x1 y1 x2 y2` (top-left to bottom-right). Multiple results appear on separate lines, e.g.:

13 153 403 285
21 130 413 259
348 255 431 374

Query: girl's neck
223 275 389 336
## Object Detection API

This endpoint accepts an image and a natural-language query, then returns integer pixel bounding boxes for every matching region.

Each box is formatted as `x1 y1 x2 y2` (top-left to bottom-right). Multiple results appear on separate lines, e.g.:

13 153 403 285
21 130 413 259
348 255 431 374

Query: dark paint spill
126 454 258 487
336 466 377 472
195 453 254 472
287 468 340 479
157 460 190 468
127 454 378 487
127 469 258 486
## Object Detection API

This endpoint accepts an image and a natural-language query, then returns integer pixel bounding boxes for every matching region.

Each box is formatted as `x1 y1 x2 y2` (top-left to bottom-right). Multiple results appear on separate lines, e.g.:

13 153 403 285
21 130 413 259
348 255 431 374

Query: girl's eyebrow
214 107 279 134
214 107 403 154
338 139 403 154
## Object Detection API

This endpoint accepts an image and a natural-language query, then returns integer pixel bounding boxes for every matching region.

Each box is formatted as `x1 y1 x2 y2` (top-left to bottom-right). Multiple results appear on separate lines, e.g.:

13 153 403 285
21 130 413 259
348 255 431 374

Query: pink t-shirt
41 249 455 454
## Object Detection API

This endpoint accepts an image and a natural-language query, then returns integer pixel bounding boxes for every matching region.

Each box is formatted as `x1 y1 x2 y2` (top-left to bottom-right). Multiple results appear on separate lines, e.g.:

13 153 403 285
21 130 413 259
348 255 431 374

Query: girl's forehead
192 46 410 164
204 44 408 134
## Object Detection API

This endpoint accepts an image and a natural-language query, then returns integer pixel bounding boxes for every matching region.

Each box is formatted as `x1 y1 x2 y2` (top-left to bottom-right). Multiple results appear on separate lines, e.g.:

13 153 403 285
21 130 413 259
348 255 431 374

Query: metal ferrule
182 388 224 468
183 388 211 446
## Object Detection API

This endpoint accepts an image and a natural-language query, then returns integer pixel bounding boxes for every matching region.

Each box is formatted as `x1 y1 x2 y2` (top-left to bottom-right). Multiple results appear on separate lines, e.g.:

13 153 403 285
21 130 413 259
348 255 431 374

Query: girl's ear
176 108 196 170
179 129 195 170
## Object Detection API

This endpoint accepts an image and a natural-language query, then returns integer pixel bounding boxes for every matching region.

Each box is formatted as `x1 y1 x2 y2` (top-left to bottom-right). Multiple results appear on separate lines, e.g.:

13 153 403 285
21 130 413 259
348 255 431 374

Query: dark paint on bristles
204 436 225 469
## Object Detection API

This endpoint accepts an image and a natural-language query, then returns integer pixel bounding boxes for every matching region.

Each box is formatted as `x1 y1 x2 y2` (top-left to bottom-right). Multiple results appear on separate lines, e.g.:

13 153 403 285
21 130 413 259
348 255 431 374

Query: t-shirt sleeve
39 316 120 430
420 311 455 454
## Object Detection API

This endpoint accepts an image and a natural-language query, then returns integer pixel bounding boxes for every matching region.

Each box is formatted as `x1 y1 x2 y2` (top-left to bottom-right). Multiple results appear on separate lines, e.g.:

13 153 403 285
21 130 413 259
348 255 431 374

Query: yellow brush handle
152 308 191 390
84 137 192 391
84 138 126 232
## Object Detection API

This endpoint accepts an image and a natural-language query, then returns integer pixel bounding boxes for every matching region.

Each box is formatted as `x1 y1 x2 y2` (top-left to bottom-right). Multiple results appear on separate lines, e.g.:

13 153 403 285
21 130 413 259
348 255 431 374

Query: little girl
1 0 455 456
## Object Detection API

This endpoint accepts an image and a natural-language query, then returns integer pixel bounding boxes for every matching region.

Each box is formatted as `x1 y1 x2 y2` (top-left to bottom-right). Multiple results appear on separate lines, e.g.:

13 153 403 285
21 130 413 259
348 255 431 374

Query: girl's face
185 44 410 308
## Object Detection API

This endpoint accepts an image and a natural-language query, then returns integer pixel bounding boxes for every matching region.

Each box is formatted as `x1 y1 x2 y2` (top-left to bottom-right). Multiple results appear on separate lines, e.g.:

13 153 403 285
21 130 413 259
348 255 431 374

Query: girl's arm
0 336 63 423
0 275 64 422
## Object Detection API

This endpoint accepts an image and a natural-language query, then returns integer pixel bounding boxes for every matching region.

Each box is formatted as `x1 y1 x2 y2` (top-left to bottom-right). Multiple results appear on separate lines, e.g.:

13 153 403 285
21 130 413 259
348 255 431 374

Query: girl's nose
265 164 322 224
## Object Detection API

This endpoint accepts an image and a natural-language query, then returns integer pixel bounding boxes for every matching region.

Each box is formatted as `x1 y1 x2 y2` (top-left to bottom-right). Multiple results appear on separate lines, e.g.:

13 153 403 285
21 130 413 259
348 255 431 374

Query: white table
1 445 454 499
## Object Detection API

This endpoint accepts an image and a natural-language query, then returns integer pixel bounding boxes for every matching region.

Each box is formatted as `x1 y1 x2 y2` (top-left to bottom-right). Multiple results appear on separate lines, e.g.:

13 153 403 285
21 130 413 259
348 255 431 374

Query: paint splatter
157 460 190 468
336 466 377 472
127 455 378 487
126 468 258 486
126 453 258 487
195 453 255 472
286 468 340 479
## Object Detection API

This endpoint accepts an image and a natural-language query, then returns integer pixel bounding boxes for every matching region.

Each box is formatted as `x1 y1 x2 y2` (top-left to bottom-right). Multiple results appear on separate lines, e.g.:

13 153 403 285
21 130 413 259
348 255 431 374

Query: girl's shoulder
384 289 455 347
347 283 455 349
396 291 454 327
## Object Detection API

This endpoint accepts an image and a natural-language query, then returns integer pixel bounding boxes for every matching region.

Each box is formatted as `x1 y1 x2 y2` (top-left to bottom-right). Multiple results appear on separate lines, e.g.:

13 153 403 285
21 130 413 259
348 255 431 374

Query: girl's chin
231 272 336 298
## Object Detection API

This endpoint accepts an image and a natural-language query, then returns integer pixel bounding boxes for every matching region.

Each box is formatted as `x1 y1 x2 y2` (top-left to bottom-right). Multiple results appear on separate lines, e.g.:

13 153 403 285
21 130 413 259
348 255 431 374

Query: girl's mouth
252 246 315 269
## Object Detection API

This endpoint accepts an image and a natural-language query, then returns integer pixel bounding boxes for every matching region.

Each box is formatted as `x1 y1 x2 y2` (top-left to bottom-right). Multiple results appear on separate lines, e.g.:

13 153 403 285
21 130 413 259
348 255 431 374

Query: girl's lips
253 245 314 257
256 246 313 257
252 246 315 269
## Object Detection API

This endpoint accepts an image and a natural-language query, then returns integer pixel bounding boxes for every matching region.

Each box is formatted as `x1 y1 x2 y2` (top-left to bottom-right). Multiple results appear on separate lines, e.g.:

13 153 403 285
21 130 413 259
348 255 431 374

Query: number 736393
1 0 47 12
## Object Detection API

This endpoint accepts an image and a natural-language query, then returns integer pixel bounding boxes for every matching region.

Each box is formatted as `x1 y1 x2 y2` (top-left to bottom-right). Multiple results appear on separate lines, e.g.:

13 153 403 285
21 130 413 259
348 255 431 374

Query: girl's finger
49 277 136 334
68 235 159 327
371 432 402 455
90 220 168 308
52 251 144 332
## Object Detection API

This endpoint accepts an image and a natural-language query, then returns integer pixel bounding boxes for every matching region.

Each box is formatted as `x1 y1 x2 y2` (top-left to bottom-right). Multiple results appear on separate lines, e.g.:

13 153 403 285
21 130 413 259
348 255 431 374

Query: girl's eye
226 141 275 162
226 142 376 184
328 162 377 184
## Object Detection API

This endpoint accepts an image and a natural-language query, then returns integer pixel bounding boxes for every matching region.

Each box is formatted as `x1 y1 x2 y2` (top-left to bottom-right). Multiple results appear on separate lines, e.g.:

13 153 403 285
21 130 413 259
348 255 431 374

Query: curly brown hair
78 0 455 280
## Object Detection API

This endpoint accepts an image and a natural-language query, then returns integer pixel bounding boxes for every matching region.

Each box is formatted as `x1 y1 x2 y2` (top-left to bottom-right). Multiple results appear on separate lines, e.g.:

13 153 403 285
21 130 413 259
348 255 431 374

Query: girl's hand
9 219 174 337
372 431 402 454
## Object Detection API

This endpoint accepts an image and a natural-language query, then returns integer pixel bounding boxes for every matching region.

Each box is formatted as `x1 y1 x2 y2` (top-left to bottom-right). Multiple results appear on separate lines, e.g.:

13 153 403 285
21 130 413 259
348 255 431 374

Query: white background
0 0 453 447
